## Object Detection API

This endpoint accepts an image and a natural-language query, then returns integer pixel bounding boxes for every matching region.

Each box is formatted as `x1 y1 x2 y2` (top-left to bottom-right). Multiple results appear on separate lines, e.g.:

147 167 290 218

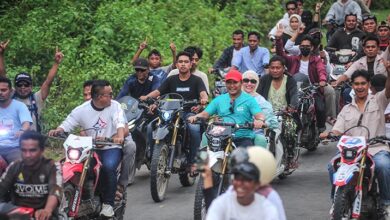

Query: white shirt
299 60 309 76
232 49 240 66
60 100 126 150
206 188 279 220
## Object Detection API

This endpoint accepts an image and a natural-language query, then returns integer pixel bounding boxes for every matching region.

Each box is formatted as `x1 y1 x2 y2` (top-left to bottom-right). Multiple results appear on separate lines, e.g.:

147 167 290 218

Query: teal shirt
205 92 262 139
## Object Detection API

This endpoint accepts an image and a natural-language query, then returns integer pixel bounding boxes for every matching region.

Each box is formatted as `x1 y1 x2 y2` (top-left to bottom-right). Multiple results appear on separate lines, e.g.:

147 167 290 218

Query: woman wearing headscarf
281 14 305 49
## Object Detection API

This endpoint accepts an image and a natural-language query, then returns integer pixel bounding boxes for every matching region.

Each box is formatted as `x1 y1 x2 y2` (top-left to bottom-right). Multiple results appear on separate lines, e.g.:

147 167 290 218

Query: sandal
115 184 125 201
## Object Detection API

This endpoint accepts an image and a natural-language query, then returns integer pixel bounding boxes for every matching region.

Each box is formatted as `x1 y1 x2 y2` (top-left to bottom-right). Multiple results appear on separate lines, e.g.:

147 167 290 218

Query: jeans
184 112 201 164
96 148 122 206
233 138 254 148
118 137 136 187
328 150 390 205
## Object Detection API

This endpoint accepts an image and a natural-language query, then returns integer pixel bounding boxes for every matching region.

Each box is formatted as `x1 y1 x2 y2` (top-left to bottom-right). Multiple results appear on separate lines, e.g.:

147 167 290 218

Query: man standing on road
232 31 270 77
210 30 245 72
0 76 32 164
0 43 64 132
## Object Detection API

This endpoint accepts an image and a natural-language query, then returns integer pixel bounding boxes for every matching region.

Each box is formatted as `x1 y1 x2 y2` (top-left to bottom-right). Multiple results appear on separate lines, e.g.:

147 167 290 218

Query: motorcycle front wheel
150 143 170 202
193 177 206 220
333 185 354 220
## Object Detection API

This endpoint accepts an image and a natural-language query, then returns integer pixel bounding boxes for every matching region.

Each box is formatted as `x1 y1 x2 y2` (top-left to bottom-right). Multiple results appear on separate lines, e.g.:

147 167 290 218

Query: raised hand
139 40 147 50
169 41 176 52
54 46 64 64
315 2 323 13
275 23 284 38
0 39 10 55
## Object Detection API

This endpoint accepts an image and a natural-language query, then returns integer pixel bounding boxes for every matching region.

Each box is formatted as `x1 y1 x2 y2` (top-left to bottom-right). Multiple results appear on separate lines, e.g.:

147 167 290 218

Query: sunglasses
16 83 31 88
352 81 368 86
21 148 40 153
243 78 257 84
135 68 147 72
287 7 296 11
378 28 389 32
229 100 235 114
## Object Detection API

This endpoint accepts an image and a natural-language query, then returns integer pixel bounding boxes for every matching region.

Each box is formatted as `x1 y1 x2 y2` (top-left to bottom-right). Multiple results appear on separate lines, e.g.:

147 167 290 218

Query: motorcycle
273 108 299 179
117 96 155 172
193 120 254 220
297 84 321 152
149 93 200 202
57 132 127 220
325 126 389 220
211 68 229 97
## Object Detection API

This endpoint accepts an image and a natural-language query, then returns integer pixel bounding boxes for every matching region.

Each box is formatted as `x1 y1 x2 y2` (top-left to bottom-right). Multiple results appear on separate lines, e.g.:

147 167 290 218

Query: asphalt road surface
124 142 337 220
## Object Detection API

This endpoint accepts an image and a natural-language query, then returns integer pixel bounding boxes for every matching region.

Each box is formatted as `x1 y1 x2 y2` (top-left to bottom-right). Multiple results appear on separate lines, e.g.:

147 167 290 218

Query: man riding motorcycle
49 80 126 218
0 131 62 220
188 69 265 147
320 65 390 218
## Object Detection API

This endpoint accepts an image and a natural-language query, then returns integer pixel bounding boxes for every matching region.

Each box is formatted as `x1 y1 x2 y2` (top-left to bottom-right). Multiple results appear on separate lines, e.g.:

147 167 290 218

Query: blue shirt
232 46 270 76
205 92 262 139
116 73 160 100
0 100 33 148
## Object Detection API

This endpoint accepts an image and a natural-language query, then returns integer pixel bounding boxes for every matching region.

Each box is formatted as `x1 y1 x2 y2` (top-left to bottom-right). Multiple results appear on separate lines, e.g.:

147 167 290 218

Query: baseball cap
133 58 149 70
225 69 242 82
15 72 32 84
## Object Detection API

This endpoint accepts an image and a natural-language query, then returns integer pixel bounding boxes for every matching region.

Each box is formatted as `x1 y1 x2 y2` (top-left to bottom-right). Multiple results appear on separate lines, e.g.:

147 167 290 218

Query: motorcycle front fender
153 125 170 141
333 163 359 186
62 162 83 183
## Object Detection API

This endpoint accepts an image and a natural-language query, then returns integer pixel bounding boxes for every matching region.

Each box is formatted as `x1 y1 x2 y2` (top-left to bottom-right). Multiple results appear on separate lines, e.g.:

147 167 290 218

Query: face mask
300 47 311 56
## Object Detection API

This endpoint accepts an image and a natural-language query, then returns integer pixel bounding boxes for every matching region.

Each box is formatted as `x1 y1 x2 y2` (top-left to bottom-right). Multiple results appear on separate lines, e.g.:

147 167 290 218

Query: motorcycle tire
193 177 206 220
179 171 196 187
150 143 170 202
333 185 354 220
61 183 76 215
306 123 319 152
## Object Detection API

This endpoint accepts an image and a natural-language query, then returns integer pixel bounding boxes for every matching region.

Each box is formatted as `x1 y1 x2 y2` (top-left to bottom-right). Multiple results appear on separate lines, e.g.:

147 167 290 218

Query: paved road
124 143 337 220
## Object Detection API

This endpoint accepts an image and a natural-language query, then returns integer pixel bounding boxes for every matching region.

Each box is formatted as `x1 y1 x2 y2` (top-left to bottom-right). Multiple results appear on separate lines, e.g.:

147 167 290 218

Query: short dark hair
175 51 192 61
269 55 286 67
0 76 12 89
363 34 380 47
300 35 314 46
83 80 95 89
184 46 203 59
345 13 357 21
351 70 371 83
232 29 244 38
370 74 386 92
91 80 110 99
148 49 161 59
20 131 46 150
248 31 260 40
286 0 297 8
295 0 303 4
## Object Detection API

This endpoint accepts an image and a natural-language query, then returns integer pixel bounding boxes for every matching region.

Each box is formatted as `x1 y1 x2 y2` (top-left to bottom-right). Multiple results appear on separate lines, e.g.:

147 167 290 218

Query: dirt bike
118 96 156 173
55 131 127 220
193 120 254 220
211 68 229 97
324 126 389 220
149 93 200 202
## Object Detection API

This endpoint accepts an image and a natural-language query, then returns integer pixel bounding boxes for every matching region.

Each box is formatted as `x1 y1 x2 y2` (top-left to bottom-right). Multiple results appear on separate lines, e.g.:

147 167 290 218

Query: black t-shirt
367 61 375 78
158 74 206 100
131 79 153 99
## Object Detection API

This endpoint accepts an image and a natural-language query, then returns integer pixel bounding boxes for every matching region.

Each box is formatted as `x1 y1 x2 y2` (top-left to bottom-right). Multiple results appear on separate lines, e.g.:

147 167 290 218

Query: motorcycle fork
218 139 232 195
352 150 367 218
69 152 93 216
168 113 181 170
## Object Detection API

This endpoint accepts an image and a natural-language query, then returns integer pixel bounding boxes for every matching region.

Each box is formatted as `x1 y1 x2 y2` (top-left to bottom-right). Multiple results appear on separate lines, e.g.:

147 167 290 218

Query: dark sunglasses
135 68 147 72
243 78 257 84
287 7 296 11
16 83 31 88
21 148 40 153
229 100 235 114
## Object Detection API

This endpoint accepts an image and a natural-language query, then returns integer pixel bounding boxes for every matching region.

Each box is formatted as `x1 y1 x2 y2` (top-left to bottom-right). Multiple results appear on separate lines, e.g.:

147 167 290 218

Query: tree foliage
0 0 284 130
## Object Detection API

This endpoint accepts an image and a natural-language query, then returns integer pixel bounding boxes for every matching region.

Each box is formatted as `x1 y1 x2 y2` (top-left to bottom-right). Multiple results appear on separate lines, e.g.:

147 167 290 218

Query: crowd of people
0 0 390 219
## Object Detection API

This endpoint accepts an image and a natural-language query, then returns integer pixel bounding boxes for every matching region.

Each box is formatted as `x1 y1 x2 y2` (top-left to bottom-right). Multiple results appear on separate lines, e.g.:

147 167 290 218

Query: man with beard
210 30 245 72
0 131 62 220
0 44 64 132
378 21 390 51
0 77 32 164
141 51 208 171
168 46 210 94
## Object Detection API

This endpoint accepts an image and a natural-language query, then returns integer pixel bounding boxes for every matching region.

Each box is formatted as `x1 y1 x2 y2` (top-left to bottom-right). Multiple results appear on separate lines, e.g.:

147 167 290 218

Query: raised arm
131 40 147 65
170 42 177 64
40 47 64 100
0 39 10 77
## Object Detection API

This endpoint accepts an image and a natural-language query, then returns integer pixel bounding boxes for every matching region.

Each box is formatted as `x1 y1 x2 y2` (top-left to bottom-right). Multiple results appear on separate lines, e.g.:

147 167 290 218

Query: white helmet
230 146 276 185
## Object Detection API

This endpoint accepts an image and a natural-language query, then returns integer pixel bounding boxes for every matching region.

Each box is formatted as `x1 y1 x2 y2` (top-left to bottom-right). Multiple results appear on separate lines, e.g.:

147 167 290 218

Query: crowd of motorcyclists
0 0 390 219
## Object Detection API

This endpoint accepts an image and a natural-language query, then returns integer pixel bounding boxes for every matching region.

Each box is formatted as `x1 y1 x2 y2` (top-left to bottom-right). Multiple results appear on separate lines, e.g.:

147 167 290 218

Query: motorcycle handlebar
212 121 254 129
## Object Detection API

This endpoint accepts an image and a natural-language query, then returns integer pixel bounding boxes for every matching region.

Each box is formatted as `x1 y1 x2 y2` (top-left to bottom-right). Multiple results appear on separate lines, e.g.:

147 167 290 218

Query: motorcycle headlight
161 111 172 121
67 148 81 161
343 149 357 160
